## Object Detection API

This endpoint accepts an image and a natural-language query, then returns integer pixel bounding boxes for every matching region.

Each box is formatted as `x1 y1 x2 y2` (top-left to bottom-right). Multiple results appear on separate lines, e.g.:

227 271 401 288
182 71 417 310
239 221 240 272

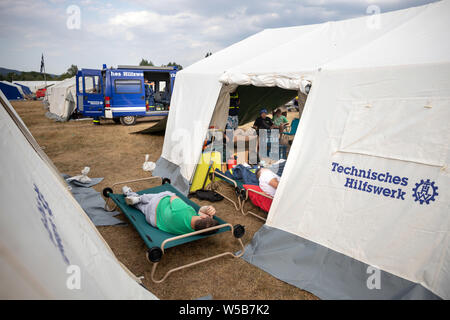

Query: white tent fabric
158 1 435 187
0 90 157 299
14 81 60 93
45 77 84 121
267 2 450 299
155 0 450 299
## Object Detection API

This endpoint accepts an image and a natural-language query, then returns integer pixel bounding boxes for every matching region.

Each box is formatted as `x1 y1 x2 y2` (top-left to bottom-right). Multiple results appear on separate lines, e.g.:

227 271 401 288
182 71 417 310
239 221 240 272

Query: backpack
188 189 224 202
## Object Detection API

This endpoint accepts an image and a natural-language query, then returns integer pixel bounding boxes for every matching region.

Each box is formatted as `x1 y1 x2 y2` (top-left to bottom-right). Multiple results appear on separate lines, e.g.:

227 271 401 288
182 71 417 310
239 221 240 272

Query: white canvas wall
157 0 450 299
0 91 157 299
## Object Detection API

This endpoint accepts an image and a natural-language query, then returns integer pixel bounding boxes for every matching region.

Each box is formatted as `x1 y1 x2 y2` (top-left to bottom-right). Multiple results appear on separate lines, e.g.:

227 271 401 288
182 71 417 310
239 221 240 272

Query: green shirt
273 115 288 127
156 196 197 235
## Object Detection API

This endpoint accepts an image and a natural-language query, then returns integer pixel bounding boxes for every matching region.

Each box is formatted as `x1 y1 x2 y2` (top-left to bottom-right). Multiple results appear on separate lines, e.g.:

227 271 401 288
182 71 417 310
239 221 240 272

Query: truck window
115 79 142 94
77 77 83 94
84 76 101 94
158 81 166 92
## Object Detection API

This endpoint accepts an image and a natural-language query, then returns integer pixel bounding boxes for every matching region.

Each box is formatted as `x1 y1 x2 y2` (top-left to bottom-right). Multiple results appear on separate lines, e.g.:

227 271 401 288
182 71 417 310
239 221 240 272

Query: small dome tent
0 81 23 100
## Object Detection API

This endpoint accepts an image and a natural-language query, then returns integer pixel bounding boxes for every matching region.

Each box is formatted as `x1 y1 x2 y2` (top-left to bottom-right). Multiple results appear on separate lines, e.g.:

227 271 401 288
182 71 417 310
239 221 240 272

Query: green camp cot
103 176 245 283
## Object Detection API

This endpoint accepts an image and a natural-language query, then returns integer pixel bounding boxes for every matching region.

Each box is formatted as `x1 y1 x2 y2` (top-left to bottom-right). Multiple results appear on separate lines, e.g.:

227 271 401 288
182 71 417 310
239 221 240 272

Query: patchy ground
11 100 316 300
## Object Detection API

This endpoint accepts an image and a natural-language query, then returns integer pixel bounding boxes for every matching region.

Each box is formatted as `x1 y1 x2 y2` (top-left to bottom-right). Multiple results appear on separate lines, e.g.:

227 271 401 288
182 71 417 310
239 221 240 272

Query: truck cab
76 64 177 125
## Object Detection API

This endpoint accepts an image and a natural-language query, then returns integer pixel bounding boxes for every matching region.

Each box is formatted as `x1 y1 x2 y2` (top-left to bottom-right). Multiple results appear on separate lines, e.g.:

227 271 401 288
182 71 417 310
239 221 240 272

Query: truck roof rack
117 65 176 71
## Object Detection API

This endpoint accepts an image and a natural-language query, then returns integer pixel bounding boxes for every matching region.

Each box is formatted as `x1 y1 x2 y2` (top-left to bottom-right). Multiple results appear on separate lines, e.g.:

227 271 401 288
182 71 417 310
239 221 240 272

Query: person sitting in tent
252 109 276 134
253 109 278 159
122 186 219 235
273 109 289 132
255 167 280 197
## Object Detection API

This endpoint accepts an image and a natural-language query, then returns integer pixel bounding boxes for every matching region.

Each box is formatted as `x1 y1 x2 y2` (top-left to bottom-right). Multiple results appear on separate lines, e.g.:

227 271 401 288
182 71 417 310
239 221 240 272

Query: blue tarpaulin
14 83 32 96
0 82 23 100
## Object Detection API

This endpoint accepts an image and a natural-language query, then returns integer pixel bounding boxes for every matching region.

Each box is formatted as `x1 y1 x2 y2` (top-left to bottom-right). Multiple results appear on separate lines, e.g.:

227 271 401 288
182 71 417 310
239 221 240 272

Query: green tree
6 72 16 82
162 62 183 70
139 58 154 66
66 64 78 77
57 64 78 80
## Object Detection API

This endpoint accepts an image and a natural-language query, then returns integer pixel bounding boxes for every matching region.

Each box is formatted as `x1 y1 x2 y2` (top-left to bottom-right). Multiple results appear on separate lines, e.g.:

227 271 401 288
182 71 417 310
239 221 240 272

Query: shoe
122 186 132 195
125 196 141 206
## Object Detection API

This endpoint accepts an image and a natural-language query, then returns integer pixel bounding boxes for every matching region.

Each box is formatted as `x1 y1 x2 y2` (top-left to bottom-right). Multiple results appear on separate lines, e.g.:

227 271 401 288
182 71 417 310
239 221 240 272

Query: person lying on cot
122 186 219 235
255 168 280 197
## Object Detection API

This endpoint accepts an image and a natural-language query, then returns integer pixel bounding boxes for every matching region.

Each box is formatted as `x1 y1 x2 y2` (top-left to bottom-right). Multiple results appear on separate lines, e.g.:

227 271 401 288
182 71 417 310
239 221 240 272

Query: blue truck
76 64 177 125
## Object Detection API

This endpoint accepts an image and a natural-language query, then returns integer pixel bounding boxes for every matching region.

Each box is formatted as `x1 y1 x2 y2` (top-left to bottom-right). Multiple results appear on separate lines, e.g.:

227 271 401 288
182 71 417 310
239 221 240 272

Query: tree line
1 57 199 82
0 64 78 82
139 58 183 70
1 52 218 82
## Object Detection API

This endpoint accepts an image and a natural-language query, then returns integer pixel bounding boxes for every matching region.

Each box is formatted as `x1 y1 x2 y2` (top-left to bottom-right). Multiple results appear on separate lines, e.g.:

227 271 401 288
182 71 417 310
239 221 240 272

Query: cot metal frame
208 170 271 222
103 176 246 283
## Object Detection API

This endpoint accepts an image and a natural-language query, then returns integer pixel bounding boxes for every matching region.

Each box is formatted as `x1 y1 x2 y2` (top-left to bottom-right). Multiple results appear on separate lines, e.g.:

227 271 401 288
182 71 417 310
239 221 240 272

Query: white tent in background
45 77 84 121
14 81 60 94
0 91 157 299
154 0 450 299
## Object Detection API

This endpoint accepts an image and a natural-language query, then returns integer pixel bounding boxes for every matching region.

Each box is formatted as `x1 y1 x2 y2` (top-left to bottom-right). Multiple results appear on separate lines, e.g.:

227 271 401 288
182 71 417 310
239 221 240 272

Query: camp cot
102 176 246 283
208 168 272 222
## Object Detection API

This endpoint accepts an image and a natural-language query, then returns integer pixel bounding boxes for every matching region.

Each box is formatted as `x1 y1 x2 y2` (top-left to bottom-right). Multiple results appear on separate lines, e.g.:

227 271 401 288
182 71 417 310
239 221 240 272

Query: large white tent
45 77 82 121
154 0 450 299
0 91 157 299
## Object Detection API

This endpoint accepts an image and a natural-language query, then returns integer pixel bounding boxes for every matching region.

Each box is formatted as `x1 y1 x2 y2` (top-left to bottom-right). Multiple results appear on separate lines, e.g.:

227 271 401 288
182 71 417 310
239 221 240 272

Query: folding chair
283 118 300 138
207 168 245 211
239 185 273 222
208 169 270 222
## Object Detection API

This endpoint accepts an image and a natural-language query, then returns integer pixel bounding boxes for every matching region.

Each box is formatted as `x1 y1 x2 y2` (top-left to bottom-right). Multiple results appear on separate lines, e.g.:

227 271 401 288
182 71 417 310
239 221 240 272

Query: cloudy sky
0 0 438 74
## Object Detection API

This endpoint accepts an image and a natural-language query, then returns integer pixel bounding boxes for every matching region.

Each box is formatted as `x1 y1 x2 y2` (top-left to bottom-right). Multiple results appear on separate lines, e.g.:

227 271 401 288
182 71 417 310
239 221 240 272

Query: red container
227 157 237 170
36 88 47 98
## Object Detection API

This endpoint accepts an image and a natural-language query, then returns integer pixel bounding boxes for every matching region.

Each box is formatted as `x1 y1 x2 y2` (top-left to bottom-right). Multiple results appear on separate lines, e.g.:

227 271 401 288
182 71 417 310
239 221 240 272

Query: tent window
339 98 450 166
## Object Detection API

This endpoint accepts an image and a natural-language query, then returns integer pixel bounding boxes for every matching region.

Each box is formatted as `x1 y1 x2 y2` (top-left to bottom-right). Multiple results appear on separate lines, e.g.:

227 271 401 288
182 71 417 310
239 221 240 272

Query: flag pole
43 56 47 88
41 53 47 88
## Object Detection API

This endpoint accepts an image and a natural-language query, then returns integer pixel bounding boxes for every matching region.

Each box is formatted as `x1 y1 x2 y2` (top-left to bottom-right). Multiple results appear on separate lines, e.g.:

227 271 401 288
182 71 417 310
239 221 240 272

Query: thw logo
412 179 438 205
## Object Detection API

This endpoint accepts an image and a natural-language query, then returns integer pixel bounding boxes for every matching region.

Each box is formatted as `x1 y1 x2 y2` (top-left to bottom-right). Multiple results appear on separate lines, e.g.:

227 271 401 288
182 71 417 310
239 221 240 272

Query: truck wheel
113 118 121 124
120 116 136 126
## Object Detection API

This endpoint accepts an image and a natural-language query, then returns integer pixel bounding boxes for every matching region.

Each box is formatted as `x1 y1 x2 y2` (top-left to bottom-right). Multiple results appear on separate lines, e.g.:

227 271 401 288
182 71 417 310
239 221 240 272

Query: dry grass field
10 99 316 300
